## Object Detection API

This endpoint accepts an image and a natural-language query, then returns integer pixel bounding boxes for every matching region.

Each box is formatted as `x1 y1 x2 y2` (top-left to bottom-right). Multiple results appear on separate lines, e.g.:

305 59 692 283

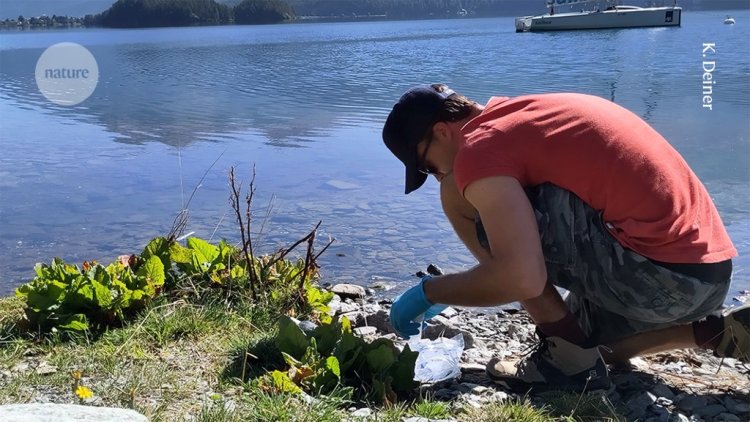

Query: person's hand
390 275 434 338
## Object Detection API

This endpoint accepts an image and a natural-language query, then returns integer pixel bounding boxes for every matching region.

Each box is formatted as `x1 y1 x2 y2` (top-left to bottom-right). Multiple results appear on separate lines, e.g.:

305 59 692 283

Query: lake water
1 11 749 304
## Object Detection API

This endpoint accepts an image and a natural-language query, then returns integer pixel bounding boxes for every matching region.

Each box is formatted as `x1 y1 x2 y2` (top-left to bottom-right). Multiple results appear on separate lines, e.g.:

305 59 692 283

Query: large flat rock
0 404 147 422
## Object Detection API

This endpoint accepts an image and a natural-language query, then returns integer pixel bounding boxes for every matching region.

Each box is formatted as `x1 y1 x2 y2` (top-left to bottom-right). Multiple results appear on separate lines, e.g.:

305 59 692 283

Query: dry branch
229 166 258 301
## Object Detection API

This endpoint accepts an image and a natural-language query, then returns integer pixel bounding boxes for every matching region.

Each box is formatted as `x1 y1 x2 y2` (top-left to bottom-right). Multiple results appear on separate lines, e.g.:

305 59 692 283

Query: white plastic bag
408 331 464 383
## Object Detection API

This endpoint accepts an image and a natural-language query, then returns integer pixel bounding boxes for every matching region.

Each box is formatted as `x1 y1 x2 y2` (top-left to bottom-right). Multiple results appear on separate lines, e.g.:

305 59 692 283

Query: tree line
89 0 525 28
91 0 295 28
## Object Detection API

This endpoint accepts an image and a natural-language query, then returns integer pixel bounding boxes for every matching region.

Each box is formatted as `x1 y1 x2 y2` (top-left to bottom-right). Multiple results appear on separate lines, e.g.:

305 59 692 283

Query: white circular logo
35 42 99 106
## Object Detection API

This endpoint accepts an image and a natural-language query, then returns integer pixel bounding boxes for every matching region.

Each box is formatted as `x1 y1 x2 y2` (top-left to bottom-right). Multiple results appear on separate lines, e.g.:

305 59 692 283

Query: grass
538 390 625 422
0 291 627 421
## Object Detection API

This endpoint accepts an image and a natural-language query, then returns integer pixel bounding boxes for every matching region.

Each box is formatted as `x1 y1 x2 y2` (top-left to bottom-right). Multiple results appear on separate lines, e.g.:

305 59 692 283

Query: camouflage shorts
476 183 732 344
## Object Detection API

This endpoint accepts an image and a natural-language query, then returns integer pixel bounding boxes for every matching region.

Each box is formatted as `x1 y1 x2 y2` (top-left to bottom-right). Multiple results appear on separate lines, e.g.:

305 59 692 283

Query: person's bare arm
440 173 492 264
424 176 547 306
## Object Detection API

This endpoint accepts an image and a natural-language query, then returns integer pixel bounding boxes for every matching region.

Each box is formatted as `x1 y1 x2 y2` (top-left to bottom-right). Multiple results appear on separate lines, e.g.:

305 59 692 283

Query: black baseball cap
382 85 455 194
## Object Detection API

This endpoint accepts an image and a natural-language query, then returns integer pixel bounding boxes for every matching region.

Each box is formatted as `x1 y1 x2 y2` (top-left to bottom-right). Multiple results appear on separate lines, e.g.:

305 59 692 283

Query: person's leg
445 180 746 389
485 183 739 391
440 175 584 341
600 303 750 363
477 184 611 392
546 185 737 363
601 324 696 363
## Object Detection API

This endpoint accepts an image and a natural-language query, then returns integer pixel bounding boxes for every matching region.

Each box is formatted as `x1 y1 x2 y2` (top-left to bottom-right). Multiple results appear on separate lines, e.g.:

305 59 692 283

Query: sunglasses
417 133 438 175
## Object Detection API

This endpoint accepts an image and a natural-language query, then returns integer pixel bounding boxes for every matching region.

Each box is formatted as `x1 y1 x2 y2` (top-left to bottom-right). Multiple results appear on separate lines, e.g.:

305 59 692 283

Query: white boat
515 1 682 32
723 15 735 25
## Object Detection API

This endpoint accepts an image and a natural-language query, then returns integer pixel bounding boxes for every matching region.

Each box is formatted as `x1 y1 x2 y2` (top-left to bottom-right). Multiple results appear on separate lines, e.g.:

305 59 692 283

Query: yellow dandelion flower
75 385 93 400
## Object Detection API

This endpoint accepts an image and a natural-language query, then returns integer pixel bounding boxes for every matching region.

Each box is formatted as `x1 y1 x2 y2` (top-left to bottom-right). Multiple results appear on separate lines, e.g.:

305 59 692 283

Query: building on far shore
0 15 85 29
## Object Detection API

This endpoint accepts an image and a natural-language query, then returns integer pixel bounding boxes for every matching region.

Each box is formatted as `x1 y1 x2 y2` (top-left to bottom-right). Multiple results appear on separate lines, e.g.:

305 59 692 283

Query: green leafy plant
15 235 334 333
15 168 336 334
15 248 164 332
261 315 419 404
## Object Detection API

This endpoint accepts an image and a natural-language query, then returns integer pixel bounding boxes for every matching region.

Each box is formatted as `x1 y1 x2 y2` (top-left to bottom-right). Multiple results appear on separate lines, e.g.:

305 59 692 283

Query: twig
268 221 321 268
313 235 336 261
299 227 316 290
244 165 260 290
167 209 189 243
241 351 249 382
167 150 226 242
229 166 258 301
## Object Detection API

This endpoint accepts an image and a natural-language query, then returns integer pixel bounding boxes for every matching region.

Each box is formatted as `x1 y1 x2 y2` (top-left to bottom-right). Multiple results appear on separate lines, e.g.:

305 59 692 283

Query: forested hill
94 0 295 28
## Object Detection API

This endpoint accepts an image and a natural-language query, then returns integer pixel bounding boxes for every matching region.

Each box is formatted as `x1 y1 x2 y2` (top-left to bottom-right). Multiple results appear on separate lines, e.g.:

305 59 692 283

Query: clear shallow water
1 11 749 303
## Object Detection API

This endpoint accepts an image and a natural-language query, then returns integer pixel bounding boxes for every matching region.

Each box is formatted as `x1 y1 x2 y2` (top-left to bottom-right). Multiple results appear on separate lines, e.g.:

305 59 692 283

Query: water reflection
2 17 747 149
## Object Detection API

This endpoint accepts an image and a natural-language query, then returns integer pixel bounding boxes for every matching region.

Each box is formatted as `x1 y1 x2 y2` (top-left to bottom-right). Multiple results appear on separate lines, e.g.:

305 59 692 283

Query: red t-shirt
454 93 736 264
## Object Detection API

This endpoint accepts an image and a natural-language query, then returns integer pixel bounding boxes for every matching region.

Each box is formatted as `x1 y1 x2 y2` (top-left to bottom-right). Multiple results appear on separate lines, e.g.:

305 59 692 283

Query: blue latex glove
390 275 442 338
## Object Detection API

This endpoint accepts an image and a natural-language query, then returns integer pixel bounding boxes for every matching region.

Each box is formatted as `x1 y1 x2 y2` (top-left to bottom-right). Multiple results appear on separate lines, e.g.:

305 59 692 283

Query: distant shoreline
1 7 748 31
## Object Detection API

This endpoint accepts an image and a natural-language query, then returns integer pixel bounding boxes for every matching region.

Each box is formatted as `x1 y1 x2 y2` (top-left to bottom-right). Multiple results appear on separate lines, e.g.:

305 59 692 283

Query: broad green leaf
59 314 89 331
325 356 340 378
320 289 334 304
169 242 193 264
141 237 172 269
314 356 341 393
49 258 80 284
26 280 67 312
217 240 234 263
187 237 220 263
118 266 140 290
230 264 246 280
114 287 133 309
389 344 419 392
306 286 334 318
270 370 303 395
276 316 310 360
15 283 31 299
33 263 45 278
210 262 226 274
190 248 209 274
365 340 397 374
209 272 224 285
137 256 165 287
67 283 94 307
130 289 145 302
90 265 111 286
91 280 113 309
333 330 362 374
311 318 342 356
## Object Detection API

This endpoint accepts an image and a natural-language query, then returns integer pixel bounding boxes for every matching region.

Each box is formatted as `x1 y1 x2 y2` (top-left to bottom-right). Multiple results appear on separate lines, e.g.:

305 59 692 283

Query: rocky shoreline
328 283 750 422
